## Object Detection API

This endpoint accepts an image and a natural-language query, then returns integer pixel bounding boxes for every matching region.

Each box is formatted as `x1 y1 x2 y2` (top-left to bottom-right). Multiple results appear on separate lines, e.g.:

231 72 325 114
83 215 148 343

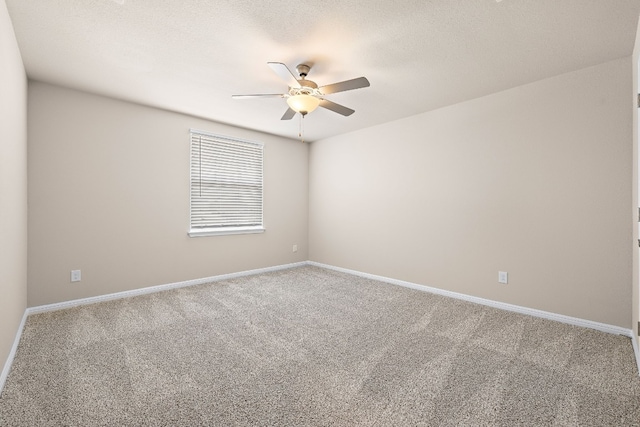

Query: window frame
188 129 265 237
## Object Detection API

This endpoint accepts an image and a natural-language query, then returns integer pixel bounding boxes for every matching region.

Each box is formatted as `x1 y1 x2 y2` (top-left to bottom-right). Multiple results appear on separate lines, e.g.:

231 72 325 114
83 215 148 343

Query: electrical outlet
71 270 81 282
498 271 508 284
292 244 298 253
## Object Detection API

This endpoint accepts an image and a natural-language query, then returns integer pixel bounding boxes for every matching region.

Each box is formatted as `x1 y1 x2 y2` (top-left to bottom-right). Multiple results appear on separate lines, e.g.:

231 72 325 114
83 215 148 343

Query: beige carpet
0 265 639 426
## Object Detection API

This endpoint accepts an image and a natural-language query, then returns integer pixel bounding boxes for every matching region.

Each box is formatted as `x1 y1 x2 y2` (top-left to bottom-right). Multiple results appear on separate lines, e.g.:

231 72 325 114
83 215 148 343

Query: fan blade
281 108 296 120
319 99 355 116
319 77 370 94
232 94 284 99
268 62 301 88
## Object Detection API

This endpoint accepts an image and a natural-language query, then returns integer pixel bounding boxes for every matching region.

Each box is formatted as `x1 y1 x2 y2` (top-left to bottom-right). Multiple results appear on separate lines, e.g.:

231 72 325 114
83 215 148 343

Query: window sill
188 226 265 237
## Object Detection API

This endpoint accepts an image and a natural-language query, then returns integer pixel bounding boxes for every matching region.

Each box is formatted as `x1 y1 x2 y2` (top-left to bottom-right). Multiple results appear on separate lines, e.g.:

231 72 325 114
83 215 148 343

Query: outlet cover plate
498 271 508 284
71 270 81 282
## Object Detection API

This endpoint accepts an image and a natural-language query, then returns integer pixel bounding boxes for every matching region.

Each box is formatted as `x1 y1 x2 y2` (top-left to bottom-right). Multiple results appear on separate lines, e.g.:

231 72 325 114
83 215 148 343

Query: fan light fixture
232 62 370 122
287 94 320 116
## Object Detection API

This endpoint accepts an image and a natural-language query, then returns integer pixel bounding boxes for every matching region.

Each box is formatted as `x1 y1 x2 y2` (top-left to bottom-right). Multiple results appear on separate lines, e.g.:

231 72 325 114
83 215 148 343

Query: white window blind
189 130 264 237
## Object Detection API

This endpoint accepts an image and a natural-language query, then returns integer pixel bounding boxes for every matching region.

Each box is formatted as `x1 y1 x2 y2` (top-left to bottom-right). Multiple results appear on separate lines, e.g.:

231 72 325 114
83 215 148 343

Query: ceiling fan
232 62 370 120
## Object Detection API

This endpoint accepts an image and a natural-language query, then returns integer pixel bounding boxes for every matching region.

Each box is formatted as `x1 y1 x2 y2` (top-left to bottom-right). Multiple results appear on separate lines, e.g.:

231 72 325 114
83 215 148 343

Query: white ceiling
6 0 640 142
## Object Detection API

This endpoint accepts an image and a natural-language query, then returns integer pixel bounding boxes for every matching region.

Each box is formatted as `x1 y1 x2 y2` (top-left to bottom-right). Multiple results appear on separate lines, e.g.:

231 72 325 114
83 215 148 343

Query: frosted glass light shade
287 94 320 115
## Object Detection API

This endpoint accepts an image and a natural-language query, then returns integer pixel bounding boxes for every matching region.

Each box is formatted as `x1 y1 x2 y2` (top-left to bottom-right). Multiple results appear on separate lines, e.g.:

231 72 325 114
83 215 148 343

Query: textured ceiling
6 0 640 142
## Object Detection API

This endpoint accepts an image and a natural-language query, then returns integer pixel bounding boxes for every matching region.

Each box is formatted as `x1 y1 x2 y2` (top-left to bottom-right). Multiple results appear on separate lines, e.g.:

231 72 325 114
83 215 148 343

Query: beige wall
0 0 27 376
28 82 308 306
309 58 633 328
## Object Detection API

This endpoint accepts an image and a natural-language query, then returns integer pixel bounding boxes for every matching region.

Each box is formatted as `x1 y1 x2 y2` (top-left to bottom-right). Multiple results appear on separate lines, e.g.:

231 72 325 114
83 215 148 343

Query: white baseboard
0 310 28 396
308 261 635 339
311 261 640 376
0 262 307 396
633 335 640 376
3 259 639 397
27 262 308 315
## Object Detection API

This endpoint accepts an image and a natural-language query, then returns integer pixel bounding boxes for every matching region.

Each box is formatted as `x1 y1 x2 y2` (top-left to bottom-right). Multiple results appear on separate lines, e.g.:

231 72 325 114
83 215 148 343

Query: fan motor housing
297 79 317 89
289 75 320 97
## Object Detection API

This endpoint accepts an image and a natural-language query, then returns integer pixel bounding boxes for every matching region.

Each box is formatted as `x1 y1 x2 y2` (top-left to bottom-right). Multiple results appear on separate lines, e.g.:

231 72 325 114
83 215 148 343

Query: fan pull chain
299 113 305 143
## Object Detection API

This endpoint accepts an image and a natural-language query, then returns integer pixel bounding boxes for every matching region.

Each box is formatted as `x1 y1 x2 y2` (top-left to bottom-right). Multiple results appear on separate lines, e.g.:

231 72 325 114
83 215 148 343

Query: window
189 129 264 237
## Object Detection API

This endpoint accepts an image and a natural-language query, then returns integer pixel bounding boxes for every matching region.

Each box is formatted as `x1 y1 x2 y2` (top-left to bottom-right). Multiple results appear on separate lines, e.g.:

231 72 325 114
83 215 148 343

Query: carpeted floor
0 265 639 426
